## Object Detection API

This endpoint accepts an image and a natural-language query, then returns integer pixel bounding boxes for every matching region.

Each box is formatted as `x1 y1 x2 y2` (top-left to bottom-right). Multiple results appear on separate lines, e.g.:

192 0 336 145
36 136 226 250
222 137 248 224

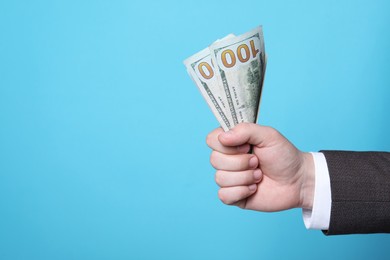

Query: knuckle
218 189 230 204
217 189 225 203
209 151 219 168
236 122 250 132
265 126 279 138
233 124 244 134
241 122 251 127
206 133 214 148
214 171 223 186
215 171 230 186
206 128 223 148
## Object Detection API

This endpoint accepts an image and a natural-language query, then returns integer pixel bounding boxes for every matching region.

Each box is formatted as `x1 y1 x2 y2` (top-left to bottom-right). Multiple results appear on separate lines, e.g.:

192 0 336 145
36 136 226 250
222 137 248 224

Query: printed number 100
221 39 259 68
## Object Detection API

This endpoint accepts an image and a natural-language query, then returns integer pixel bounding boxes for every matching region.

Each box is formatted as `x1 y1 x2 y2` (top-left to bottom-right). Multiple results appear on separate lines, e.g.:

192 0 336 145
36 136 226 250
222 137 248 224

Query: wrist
299 152 315 209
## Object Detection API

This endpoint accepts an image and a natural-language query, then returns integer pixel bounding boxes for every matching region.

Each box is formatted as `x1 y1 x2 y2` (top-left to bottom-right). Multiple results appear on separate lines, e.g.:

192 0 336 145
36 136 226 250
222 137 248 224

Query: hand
206 123 315 211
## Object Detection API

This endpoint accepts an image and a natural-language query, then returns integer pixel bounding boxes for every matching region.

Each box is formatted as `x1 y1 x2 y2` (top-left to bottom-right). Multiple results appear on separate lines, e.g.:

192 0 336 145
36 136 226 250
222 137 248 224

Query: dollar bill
183 35 235 131
209 26 266 125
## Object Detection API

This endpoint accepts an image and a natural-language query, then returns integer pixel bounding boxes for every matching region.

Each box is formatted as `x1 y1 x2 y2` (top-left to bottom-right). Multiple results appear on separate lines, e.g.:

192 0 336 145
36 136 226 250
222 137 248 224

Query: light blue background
1 0 389 259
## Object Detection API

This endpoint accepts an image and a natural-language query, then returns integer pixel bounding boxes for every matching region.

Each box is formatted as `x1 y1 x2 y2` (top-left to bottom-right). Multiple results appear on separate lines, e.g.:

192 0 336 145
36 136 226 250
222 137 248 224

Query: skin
206 123 315 211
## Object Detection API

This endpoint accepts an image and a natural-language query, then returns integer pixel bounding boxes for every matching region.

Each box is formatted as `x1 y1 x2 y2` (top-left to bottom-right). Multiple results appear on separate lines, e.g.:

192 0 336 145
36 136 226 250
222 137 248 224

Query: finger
210 151 258 171
231 199 249 209
215 169 263 187
218 123 279 147
206 128 251 154
218 185 257 205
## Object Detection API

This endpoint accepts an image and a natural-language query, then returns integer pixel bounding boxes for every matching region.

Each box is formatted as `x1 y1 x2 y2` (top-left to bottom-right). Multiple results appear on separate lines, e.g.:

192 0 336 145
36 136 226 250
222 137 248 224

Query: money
183 35 236 131
184 48 231 131
184 26 266 131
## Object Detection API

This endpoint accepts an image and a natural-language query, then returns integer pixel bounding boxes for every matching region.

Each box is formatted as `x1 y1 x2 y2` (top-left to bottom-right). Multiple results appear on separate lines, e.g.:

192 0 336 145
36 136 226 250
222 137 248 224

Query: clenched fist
206 123 315 211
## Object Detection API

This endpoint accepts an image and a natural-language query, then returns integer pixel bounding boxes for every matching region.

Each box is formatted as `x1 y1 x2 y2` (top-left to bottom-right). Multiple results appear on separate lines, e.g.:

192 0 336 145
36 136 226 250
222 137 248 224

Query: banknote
183 35 235 131
184 26 266 131
209 26 266 125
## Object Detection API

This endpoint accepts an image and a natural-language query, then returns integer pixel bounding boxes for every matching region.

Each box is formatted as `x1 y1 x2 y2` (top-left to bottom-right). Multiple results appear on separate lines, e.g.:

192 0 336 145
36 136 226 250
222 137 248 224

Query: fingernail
249 184 257 191
253 169 262 180
249 156 257 168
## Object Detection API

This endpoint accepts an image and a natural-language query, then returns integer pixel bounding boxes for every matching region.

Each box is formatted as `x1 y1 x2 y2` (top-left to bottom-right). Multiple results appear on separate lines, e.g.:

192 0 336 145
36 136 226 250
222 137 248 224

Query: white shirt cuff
302 152 332 230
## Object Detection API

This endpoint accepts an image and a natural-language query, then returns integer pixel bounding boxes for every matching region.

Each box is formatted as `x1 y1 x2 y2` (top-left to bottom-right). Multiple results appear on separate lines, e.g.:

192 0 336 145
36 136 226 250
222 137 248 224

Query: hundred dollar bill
183 36 235 131
209 26 266 125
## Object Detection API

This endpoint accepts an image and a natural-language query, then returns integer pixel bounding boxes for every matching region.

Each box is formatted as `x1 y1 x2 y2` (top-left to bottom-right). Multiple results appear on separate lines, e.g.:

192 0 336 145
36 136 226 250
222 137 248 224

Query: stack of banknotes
184 26 267 131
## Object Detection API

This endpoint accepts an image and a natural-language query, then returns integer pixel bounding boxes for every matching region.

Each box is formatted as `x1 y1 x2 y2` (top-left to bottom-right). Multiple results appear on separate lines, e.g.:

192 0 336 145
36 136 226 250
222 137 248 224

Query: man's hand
206 123 315 211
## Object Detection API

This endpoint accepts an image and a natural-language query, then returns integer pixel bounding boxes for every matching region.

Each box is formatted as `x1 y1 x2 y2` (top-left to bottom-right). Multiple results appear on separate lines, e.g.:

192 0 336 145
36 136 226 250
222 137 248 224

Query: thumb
218 123 277 147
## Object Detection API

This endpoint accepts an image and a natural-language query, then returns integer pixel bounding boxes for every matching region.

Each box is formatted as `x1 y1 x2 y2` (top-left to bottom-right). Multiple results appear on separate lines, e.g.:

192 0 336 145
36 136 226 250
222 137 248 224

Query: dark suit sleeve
321 151 390 235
